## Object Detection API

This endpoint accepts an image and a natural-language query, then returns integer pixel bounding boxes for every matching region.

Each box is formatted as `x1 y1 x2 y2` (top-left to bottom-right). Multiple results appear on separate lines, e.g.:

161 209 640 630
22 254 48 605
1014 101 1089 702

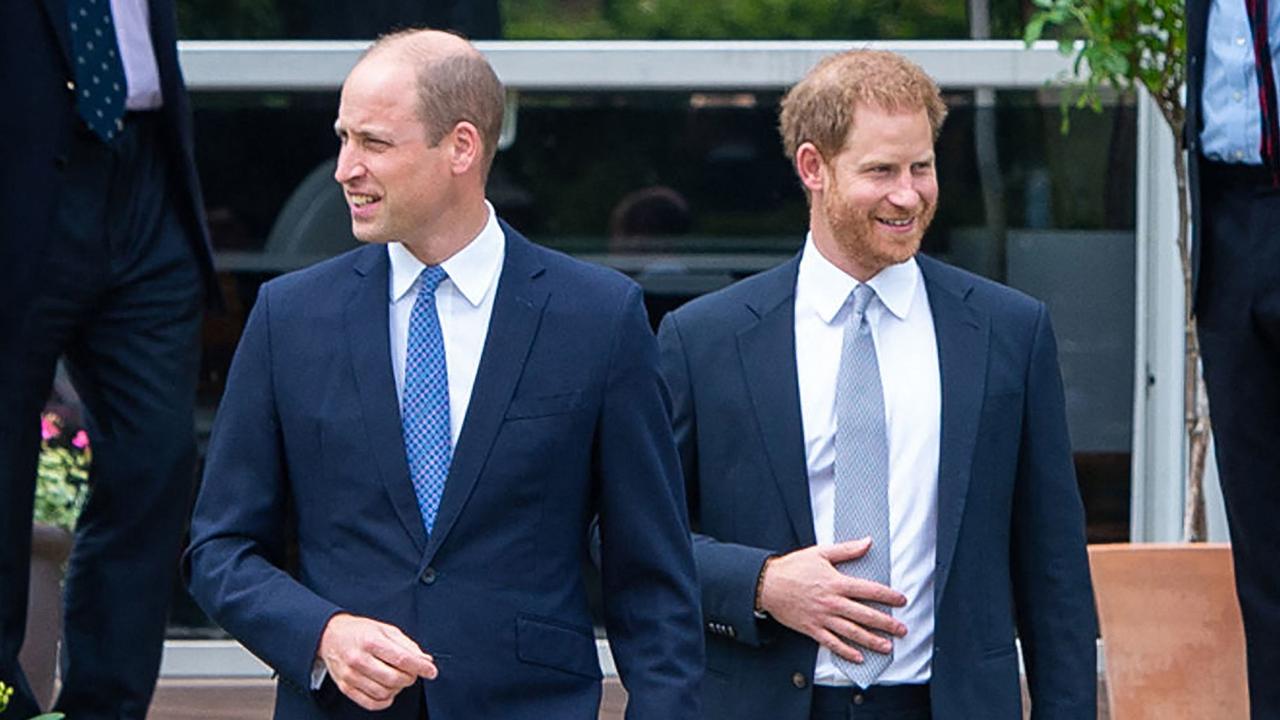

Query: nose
334 144 364 184
886 171 927 209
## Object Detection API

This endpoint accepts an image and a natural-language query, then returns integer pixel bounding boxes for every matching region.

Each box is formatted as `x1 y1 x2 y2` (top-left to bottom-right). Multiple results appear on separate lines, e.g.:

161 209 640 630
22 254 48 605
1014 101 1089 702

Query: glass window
170 86 1136 637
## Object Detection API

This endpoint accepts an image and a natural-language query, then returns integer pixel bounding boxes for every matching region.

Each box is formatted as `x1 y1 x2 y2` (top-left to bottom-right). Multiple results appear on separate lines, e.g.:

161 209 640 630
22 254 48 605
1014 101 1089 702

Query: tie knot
850 283 877 318
418 265 448 294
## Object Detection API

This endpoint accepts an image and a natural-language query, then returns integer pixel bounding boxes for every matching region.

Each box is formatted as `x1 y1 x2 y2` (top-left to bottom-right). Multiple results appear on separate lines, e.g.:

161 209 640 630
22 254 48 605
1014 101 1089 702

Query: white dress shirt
311 204 503 690
109 0 163 110
388 203 504 445
794 235 941 686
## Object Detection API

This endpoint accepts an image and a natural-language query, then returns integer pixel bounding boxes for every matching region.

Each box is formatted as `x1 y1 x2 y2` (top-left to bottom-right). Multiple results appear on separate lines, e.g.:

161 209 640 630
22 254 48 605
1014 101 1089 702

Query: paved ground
147 677 1106 719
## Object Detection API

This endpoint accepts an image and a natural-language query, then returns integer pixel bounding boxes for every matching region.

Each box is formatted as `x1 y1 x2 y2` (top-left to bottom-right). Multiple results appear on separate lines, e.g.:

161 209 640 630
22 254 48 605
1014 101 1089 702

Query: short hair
365 28 505 173
779 49 947 163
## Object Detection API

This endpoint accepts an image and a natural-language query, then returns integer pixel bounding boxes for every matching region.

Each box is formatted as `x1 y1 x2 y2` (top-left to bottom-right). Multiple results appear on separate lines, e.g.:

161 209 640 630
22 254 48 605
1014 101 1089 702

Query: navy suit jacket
0 0 217 328
657 252 1096 720
185 225 703 719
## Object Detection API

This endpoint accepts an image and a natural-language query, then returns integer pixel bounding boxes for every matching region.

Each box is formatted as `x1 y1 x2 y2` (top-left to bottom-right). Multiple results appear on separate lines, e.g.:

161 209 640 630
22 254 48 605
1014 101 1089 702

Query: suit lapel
737 256 817 547
41 0 72 68
918 255 989 608
422 224 548 567
345 246 428 552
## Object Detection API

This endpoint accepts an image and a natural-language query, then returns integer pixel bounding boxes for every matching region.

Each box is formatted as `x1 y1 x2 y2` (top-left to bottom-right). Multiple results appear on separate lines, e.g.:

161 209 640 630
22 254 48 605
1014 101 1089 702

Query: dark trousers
809 684 930 720
1196 160 1280 719
0 113 204 719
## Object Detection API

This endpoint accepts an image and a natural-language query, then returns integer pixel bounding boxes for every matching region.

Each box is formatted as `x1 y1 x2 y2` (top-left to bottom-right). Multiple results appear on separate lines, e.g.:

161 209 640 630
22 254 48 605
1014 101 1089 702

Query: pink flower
41 414 60 441
72 430 89 449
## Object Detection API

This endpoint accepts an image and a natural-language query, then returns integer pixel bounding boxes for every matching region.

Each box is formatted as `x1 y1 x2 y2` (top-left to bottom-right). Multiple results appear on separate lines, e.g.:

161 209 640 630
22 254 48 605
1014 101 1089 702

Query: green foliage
176 0 282 39
503 0 967 40
1024 0 1184 134
34 414 91 532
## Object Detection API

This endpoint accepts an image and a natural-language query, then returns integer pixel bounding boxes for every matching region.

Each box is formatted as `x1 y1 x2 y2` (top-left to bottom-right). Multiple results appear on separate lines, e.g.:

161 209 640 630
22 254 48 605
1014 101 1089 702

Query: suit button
791 672 807 689
420 567 437 585
66 80 75 91
853 693 865 705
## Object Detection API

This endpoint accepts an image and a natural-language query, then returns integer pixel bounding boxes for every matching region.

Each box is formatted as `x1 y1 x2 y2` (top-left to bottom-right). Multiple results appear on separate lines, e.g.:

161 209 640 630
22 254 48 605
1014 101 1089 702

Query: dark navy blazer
658 252 1096 720
186 225 703 719
0 0 217 325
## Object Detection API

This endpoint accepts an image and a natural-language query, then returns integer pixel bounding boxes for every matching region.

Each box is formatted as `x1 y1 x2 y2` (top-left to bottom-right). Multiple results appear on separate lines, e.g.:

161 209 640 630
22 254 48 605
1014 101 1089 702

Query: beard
822 181 936 277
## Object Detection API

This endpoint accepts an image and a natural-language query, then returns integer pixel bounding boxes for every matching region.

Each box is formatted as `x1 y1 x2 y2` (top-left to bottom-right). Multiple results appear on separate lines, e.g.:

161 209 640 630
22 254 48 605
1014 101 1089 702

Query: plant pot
20 523 73 710
1089 543 1249 719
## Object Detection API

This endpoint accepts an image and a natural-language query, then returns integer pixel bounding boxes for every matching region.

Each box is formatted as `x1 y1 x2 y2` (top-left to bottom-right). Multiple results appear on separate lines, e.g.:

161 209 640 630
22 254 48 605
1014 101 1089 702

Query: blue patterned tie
831 283 894 687
67 0 127 141
402 266 452 535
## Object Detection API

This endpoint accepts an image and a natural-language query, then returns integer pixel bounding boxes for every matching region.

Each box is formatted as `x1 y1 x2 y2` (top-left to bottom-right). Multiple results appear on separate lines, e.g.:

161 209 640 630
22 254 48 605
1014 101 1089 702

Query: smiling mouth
349 193 380 207
877 217 914 228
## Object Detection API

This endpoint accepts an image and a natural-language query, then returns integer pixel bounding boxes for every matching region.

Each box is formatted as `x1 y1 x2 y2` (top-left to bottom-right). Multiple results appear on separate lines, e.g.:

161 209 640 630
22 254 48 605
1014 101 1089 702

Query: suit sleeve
595 285 704 720
657 312 775 648
1011 303 1098 719
183 284 343 694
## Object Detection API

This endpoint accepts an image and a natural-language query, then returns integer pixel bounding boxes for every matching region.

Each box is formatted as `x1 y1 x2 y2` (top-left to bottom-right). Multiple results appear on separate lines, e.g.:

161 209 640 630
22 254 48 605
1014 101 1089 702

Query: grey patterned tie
831 283 893 687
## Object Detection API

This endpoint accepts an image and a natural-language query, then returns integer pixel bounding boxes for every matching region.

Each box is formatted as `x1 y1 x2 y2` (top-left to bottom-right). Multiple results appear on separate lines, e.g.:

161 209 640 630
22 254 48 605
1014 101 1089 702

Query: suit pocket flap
516 615 602 679
505 390 583 419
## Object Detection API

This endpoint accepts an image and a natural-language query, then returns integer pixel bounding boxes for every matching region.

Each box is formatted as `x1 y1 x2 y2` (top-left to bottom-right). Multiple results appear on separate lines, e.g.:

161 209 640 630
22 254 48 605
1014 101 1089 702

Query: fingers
318 613 439 711
826 615 894 655
374 624 439 679
836 575 908 609
813 627 866 664
819 537 873 564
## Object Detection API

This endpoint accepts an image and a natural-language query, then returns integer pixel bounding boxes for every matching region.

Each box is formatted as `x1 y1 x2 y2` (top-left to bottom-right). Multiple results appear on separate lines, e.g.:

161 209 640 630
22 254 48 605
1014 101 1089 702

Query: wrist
754 556 774 618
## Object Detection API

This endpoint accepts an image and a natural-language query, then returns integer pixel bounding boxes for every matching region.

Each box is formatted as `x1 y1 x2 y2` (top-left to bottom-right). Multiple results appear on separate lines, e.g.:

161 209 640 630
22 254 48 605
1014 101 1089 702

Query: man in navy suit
1186 2 1280 715
659 50 1095 719
0 1 216 717
185 29 702 719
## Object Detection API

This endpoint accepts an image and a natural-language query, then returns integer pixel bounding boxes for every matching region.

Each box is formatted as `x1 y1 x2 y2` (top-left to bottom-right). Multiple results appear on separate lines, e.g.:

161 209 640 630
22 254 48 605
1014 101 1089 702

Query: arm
1011 304 1098 719
595 285 704 720
657 311 774 647
656 312 905 659
184 285 432 702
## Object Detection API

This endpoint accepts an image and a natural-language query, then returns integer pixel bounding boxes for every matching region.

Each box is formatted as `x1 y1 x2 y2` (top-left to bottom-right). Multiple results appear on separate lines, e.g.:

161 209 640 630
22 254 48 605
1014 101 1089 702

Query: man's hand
758 538 908 664
317 613 438 711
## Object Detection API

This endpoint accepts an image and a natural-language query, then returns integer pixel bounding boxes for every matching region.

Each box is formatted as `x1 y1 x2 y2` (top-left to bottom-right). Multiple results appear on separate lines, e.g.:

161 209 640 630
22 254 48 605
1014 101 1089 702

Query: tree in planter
1024 0 1210 540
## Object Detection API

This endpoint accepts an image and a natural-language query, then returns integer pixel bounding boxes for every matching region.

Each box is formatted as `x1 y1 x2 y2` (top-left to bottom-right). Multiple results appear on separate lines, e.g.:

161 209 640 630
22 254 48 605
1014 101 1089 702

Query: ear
794 142 828 194
447 121 483 175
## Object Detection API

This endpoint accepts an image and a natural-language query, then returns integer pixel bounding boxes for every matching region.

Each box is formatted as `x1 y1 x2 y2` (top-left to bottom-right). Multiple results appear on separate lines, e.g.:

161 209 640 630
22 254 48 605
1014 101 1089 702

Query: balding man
185 29 702 719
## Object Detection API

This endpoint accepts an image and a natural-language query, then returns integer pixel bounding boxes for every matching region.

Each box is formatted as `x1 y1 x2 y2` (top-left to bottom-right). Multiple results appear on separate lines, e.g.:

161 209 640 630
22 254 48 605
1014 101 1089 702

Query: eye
911 161 935 174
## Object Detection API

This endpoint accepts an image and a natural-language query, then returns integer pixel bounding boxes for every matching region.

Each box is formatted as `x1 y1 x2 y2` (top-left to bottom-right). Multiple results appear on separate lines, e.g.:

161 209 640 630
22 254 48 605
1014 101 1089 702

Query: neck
402 196 489 266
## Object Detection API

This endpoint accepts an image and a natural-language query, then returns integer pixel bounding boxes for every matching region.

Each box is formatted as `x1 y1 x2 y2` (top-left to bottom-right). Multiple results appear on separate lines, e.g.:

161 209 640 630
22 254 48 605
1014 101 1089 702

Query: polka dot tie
402 266 453 536
68 0 127 142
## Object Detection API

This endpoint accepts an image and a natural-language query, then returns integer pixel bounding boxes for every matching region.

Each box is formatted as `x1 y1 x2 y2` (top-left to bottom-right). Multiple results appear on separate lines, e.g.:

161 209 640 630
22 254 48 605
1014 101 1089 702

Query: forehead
337 55 422 131
838 103 934 157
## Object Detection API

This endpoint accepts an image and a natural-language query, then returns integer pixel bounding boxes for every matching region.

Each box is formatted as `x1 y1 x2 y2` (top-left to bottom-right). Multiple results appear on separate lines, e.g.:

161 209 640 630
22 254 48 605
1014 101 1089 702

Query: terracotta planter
20 523 73 710
1089 543 1249 719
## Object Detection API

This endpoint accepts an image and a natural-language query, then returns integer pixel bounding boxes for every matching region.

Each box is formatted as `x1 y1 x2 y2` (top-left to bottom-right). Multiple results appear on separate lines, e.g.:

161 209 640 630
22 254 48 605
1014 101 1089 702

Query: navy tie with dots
402 266 453 536
68 0 127 142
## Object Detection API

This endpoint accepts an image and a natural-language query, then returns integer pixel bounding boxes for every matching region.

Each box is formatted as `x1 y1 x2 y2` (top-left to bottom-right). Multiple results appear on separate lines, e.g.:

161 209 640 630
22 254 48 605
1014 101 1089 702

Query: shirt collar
796 232 921 324
388 201 504 306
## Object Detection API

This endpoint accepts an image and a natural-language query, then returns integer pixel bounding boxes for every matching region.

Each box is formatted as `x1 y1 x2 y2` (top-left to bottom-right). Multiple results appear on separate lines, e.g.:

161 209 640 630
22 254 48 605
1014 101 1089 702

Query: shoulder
256 244 375 311
501 225 642 318
667 256 799 331
918 253 1044 320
